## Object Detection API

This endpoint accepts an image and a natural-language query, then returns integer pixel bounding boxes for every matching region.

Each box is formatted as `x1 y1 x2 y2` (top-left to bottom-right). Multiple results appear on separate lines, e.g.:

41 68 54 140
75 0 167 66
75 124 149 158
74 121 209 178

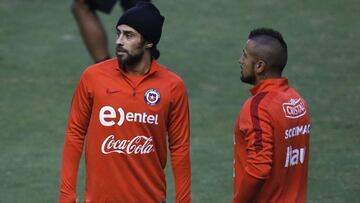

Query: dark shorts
87 0 151 13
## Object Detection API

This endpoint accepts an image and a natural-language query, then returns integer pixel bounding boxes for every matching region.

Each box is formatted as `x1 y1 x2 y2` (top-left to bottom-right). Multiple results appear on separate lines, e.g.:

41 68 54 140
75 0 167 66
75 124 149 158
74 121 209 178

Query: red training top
59 58 191 203
233 78 310 203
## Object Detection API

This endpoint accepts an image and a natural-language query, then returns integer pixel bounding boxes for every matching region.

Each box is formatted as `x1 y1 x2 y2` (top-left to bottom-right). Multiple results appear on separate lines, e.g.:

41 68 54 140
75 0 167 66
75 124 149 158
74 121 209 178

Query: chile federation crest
144 88 160 106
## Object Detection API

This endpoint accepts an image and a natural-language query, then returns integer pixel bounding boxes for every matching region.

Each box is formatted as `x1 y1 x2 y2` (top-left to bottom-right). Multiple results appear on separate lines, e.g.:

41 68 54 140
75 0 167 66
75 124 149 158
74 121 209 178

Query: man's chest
89 76 172 127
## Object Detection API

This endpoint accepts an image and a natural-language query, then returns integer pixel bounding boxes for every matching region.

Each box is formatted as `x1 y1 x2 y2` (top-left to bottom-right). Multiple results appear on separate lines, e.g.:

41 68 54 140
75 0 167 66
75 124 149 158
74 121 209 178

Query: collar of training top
250 78 289 95
115 59 159 76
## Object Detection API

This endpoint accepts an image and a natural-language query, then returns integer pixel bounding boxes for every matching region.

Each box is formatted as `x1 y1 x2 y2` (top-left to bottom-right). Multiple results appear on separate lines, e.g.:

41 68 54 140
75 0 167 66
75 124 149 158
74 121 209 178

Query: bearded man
59 3 192 203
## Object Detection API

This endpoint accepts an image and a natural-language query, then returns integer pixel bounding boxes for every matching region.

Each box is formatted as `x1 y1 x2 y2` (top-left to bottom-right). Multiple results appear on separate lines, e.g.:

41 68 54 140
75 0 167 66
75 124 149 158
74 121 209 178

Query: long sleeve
245 102 273 180
233 79 310 202
168 80 192 203
233 93 273 203
59 74 92 203
232 172 265 203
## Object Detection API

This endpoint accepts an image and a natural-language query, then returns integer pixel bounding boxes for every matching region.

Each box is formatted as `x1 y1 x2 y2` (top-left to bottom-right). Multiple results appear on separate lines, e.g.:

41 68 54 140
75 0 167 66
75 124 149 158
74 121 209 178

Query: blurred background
0 0 359 202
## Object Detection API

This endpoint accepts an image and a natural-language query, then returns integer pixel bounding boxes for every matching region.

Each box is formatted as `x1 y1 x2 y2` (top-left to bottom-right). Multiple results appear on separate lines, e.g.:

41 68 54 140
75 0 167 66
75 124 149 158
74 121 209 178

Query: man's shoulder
248 88 309 116
82 58 117 77
155 63 185 85
242 91 276 116
249 91 271 105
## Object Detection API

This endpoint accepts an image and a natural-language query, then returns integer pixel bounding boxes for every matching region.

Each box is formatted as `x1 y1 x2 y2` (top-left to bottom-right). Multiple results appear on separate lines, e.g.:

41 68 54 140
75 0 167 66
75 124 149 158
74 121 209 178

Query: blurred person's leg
71 0 151 63
120 0 151 11
71 0 115 63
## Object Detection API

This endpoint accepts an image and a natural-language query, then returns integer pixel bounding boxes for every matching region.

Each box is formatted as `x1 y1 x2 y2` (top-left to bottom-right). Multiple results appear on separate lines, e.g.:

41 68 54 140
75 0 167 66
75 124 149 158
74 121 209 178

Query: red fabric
250 92 268 153
59 58 191 203
233 78 310 203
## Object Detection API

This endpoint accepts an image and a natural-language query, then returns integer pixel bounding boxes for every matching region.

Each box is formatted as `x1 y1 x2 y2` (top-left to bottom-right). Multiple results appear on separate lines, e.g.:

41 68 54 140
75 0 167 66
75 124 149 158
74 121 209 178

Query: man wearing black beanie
115 2 164 70
59 2 192 203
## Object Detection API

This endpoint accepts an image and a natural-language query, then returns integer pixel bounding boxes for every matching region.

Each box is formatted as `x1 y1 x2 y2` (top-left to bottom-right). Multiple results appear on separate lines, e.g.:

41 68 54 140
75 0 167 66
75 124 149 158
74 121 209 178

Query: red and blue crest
144 88 160 106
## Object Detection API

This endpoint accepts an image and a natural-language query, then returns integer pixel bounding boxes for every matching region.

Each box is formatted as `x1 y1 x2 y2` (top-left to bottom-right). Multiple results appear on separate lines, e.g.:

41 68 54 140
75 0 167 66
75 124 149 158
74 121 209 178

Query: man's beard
116 39 146 70
240 65 256 85
240 74 255 85
117 48 145 68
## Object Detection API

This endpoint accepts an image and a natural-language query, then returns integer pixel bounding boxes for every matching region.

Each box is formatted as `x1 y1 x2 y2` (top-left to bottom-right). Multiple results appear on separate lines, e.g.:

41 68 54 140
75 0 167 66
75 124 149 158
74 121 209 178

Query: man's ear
255 60 266 74
145 42 153 49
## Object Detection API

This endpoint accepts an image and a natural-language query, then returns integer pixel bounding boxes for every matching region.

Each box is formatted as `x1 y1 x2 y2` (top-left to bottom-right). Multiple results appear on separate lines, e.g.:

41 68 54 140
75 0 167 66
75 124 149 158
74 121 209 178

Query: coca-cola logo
101 135 155 155
282 98 306 119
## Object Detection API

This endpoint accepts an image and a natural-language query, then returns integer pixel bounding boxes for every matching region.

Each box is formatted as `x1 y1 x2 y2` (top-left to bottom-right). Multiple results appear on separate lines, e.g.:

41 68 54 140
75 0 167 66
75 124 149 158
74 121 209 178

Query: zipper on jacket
120 69 157 97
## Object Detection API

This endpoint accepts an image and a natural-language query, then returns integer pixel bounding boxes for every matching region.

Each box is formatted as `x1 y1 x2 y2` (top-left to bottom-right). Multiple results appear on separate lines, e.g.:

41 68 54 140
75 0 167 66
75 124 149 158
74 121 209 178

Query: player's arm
233 100 273 203
232 173 266 203
59 73 92 203
168 80 192 203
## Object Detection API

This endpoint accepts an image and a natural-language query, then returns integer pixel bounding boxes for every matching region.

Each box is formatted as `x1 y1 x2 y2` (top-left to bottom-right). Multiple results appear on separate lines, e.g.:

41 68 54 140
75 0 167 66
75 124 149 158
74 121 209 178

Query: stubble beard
240 74 256 85
116 39 146 70
118 49 145 69
240 63 256 85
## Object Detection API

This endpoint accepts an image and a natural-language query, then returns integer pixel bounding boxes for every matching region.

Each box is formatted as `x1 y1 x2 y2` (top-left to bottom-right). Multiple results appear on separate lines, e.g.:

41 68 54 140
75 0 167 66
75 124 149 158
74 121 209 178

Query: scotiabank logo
99 106 159 126
284 146 306 167
282 98 306 119
101 135 155 155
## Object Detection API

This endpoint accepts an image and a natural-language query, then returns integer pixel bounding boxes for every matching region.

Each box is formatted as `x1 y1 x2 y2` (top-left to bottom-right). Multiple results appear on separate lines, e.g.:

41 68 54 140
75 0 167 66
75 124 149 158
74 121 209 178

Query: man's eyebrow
122 30 135 34
116 29 136 34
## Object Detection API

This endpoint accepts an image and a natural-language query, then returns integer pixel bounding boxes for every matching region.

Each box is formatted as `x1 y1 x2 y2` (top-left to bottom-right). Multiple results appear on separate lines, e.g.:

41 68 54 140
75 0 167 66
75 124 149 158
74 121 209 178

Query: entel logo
99 106 159 126
282 98 306 119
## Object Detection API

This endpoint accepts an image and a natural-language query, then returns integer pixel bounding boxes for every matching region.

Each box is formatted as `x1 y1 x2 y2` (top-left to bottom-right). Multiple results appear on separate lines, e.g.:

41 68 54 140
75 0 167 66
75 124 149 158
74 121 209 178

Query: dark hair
139 35 160 60
116 2 164 45
150 46 160 59
249 28 288 73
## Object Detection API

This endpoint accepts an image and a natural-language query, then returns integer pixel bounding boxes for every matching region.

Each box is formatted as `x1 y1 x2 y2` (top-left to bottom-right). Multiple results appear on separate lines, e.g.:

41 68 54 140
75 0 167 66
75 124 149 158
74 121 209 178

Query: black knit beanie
116 2 164 59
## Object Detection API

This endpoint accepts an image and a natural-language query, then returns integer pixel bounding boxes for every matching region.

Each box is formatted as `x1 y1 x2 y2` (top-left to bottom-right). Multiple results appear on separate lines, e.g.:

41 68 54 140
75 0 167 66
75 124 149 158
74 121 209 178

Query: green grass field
1 0 359 202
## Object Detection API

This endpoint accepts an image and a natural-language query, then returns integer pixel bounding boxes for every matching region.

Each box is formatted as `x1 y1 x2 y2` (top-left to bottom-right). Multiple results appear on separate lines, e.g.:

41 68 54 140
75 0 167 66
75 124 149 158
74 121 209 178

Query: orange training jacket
59 58 191 203
233 78 310 203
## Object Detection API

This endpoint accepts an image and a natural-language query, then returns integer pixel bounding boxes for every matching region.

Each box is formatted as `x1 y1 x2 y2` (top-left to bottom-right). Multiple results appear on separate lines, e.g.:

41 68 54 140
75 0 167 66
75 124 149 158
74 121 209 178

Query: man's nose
239 55 244 64
116 34 124 45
